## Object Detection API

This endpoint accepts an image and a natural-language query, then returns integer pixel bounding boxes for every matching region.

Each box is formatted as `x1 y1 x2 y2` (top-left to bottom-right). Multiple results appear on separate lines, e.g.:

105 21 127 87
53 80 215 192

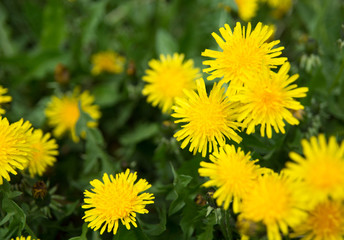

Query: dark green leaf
40 0 66 51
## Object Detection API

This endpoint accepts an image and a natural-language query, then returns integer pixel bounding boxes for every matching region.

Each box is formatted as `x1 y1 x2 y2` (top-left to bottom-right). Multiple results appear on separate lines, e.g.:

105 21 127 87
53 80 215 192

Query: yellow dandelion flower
91 51 125 75
240 173 308 240
142 53 200 113
199 144 265 212
292 199 344 240
0 117 33 184
11 236 39 240
233 62 308 138
234 0 259 21
172 78 242 157
82 169 154 235
285 134 344 205
202 22 287 89
262 0 292 18
45 88 101 142
25 129 58 177
0 86 12 115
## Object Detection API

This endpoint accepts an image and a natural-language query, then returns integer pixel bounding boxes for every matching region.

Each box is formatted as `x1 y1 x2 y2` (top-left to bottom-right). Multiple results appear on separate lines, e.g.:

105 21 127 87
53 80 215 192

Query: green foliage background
0 0 344 239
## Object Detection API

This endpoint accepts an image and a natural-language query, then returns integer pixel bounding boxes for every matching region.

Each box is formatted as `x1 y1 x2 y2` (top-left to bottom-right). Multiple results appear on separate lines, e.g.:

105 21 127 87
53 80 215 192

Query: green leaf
1 197 26 235
0 212 15 226
140 207 166 236
68 223 88 240
197 211 216 240
120 123 160 145
0 3 15 56
26 96 51 127
40 0 66 51
155 28 178 55
7 191 22 199
0 180 11 195
93 80 123 108
180 200 198 238
82 126 116 174
168 163 193 215
80 1 107 48
75 101 94 138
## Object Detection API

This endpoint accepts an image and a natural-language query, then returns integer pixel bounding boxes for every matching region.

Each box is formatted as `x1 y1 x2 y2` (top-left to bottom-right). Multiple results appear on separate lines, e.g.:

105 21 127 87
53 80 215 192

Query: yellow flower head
199 144 265 212
0 86 12 115
82 169 154 235
11 236 39 240
234 0 259 21
202 22 287 90
45 88 101 142
0 117 33 184
91 51 125 75
233 62 308 138
285 134 344 205
262 0 293 18
292 199 344 240
142 53 200 113
172 78 242 157
240 173 308 240
25 129 58 177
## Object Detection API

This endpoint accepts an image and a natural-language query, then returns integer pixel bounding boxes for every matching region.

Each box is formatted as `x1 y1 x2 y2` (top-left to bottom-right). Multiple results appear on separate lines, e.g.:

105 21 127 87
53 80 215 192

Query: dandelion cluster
201 22 308 139
284 135 344 240
163 22 307 158
0 116 59 184
199 134 344 240
3 0 341 239
169 21 344 240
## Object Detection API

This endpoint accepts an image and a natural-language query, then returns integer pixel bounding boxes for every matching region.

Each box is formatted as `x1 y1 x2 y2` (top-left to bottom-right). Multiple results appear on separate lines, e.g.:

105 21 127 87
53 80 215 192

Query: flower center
61 100 80 128
99 56 116 70
224 39 265 78
190 101 227 137
156 68 189 98
310 201 344 237
251 179 291 224
253 85 283 114
99 183 137 219
31 142 44 164
218 155 255 195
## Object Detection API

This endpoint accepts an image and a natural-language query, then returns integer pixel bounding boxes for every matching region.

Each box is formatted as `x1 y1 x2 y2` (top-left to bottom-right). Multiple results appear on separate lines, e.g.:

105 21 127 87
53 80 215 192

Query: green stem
220 209 233 240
